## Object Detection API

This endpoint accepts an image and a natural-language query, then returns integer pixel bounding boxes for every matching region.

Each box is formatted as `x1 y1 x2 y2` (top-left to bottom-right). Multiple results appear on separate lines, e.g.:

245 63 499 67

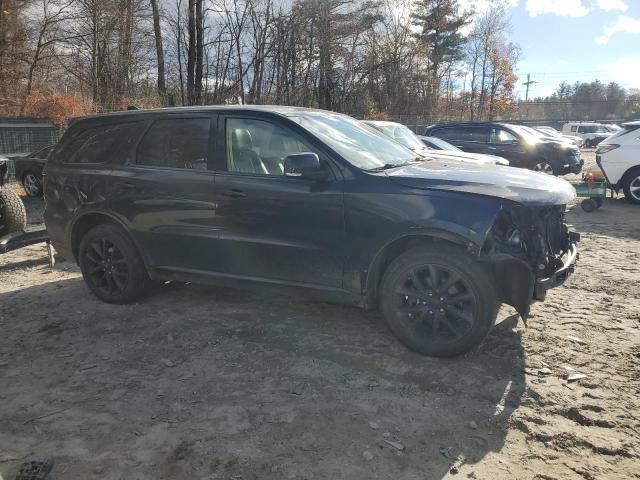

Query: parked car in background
363 120 510 166
562 122 610 147
424 122 583 175
419 135 461 151
604 124 622 133
11 145 53 197
596 121 640 204
44 106 579 357
534 126 583 147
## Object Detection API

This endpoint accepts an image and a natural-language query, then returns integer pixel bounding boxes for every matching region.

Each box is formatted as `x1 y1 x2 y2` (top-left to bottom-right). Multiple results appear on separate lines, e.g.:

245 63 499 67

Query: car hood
416 149 496 165
420 149 509 165
385 159 576 206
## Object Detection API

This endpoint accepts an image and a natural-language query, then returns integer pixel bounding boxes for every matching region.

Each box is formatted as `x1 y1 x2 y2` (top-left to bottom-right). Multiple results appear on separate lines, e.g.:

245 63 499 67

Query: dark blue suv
44 107 579 356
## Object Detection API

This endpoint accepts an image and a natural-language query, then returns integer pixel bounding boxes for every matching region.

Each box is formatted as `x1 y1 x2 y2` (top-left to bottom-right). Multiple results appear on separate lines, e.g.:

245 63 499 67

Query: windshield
508 124 541 143
424 136 461 151
374 124 426 151
288 113 416 170
536 127 561 138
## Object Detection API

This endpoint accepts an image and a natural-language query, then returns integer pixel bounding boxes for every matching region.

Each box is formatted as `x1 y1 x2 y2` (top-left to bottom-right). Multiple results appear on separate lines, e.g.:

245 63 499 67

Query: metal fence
0 118 62 156
0 118 63 181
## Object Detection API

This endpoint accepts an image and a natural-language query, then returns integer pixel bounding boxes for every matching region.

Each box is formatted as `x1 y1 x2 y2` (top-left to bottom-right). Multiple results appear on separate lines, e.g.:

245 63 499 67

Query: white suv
562 122 610 147
596 121 640 204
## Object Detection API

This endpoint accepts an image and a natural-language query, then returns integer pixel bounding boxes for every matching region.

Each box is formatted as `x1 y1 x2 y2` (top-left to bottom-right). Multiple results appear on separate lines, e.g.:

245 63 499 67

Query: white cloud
595 15 640 44
599 57 640 87
595 0 628 12
525 0 590 17
559 60 569 66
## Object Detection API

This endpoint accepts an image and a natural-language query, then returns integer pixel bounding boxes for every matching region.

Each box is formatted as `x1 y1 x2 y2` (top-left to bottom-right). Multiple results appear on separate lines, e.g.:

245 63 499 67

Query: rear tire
79 224 151 303
0 185 27 236
622 167 640 205
581 199 597 212
22 171 42 197
379 245 498 357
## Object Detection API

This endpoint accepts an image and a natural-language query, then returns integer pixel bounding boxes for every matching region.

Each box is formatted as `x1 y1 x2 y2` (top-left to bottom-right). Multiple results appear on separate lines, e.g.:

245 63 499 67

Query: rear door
107 113 220 272
211 113 345 288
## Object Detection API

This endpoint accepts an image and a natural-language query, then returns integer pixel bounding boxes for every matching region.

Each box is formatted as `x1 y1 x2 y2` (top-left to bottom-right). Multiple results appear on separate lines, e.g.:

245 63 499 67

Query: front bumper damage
534 233 579 301
482 205 580 319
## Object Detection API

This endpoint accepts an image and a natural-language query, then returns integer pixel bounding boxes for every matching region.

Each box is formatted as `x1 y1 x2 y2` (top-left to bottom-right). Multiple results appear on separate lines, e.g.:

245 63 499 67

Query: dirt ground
1 151 639 480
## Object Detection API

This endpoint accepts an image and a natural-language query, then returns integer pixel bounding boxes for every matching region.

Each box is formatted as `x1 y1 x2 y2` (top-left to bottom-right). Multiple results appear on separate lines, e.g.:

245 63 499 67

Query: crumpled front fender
481 254 535 320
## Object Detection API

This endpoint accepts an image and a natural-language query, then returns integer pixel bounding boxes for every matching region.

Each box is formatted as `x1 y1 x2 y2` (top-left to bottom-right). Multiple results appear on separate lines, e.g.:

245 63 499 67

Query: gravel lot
1 152 639 480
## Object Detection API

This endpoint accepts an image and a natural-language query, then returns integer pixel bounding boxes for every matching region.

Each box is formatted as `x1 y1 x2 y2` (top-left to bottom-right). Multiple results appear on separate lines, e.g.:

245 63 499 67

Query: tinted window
432 126 488 143
56 122 143 164
137 118 210 169
431 127 460 141
225 118 316 175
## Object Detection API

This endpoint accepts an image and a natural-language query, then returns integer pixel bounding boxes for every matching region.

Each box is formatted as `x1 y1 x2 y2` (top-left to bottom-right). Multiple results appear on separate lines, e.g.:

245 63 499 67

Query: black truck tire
0 185 27 237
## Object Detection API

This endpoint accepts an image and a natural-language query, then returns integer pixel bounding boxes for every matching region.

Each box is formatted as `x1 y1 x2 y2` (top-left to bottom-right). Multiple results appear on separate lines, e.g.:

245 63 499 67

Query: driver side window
225 118 314 176
490 128 517 144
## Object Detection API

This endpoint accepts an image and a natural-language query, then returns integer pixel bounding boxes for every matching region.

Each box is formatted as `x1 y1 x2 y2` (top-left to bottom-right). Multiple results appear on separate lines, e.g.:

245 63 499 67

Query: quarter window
137 118 210 169
225 118 314 175
56 122 143 164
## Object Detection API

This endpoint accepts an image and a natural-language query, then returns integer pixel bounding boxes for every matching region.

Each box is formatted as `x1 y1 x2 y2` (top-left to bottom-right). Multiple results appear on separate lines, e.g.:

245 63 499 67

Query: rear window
605 124 640 141
54 122 145 164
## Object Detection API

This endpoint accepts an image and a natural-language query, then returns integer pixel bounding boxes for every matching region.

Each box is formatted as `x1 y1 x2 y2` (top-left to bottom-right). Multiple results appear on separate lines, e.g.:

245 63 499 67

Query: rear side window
432 126 489 143
137 118 210 170
54 122 144 164
431 127 459 141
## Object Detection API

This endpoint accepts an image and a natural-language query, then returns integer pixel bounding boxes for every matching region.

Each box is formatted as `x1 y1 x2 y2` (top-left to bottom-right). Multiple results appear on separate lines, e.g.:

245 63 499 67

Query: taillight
596 144 620 154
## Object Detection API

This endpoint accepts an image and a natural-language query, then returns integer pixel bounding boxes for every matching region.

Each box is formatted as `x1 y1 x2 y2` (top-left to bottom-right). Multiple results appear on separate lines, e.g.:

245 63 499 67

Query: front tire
622 167 640 205
379 246 498 357
0 185 27 236
533 161 556 176
79 224 151 303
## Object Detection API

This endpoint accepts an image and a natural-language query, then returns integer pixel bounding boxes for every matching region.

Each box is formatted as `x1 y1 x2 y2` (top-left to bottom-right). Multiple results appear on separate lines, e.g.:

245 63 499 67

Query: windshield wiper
366 159 422 172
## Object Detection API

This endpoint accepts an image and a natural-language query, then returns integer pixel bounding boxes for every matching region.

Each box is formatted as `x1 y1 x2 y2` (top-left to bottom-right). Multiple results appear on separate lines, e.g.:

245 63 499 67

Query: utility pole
522 74 538 119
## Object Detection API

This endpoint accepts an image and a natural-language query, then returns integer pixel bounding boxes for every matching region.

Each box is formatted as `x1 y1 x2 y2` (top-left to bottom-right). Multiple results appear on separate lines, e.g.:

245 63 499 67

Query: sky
460 0 640 98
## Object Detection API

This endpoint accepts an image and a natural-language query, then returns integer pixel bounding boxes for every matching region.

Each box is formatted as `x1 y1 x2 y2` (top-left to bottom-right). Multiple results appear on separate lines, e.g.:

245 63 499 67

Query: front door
488 127 530 167
212 114 345 288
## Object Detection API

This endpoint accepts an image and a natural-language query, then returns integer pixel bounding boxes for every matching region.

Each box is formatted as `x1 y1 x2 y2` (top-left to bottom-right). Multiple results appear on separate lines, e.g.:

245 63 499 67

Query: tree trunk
195 0 203 104
150 0 166 103
186 0 196 104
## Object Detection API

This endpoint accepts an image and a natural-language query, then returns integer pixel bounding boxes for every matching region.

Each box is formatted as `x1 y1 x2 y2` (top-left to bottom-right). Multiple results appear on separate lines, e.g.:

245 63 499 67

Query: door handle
121 181 136 190
221 189 247 199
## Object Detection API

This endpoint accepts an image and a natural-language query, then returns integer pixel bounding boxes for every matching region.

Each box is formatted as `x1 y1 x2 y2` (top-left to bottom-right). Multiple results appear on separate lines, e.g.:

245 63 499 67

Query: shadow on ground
0 269 525 479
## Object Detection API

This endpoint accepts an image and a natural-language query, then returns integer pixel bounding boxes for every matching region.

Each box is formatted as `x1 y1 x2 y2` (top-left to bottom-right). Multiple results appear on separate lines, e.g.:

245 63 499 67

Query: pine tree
412 0 470 115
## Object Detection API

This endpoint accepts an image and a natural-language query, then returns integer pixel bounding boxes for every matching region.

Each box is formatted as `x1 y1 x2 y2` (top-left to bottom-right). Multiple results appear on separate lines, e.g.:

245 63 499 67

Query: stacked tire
0 185 27 237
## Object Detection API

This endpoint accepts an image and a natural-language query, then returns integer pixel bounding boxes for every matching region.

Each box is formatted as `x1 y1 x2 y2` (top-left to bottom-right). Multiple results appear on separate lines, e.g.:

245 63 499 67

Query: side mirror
284 153 328 180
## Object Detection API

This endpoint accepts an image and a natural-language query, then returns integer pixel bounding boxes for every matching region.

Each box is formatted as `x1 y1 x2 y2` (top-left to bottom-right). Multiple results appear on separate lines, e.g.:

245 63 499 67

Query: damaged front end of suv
482 202 580 319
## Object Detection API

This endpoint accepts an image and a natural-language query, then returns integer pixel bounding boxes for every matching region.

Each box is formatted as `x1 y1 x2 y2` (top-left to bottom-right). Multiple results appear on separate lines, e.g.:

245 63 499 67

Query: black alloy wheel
380 246 498 357
83 237 129 297
79 224 151 303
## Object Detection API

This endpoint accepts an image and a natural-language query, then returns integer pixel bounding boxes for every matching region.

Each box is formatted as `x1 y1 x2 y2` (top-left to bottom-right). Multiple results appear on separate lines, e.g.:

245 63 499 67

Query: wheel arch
70 212 149 272
620 164 640 186
362 231 473 309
